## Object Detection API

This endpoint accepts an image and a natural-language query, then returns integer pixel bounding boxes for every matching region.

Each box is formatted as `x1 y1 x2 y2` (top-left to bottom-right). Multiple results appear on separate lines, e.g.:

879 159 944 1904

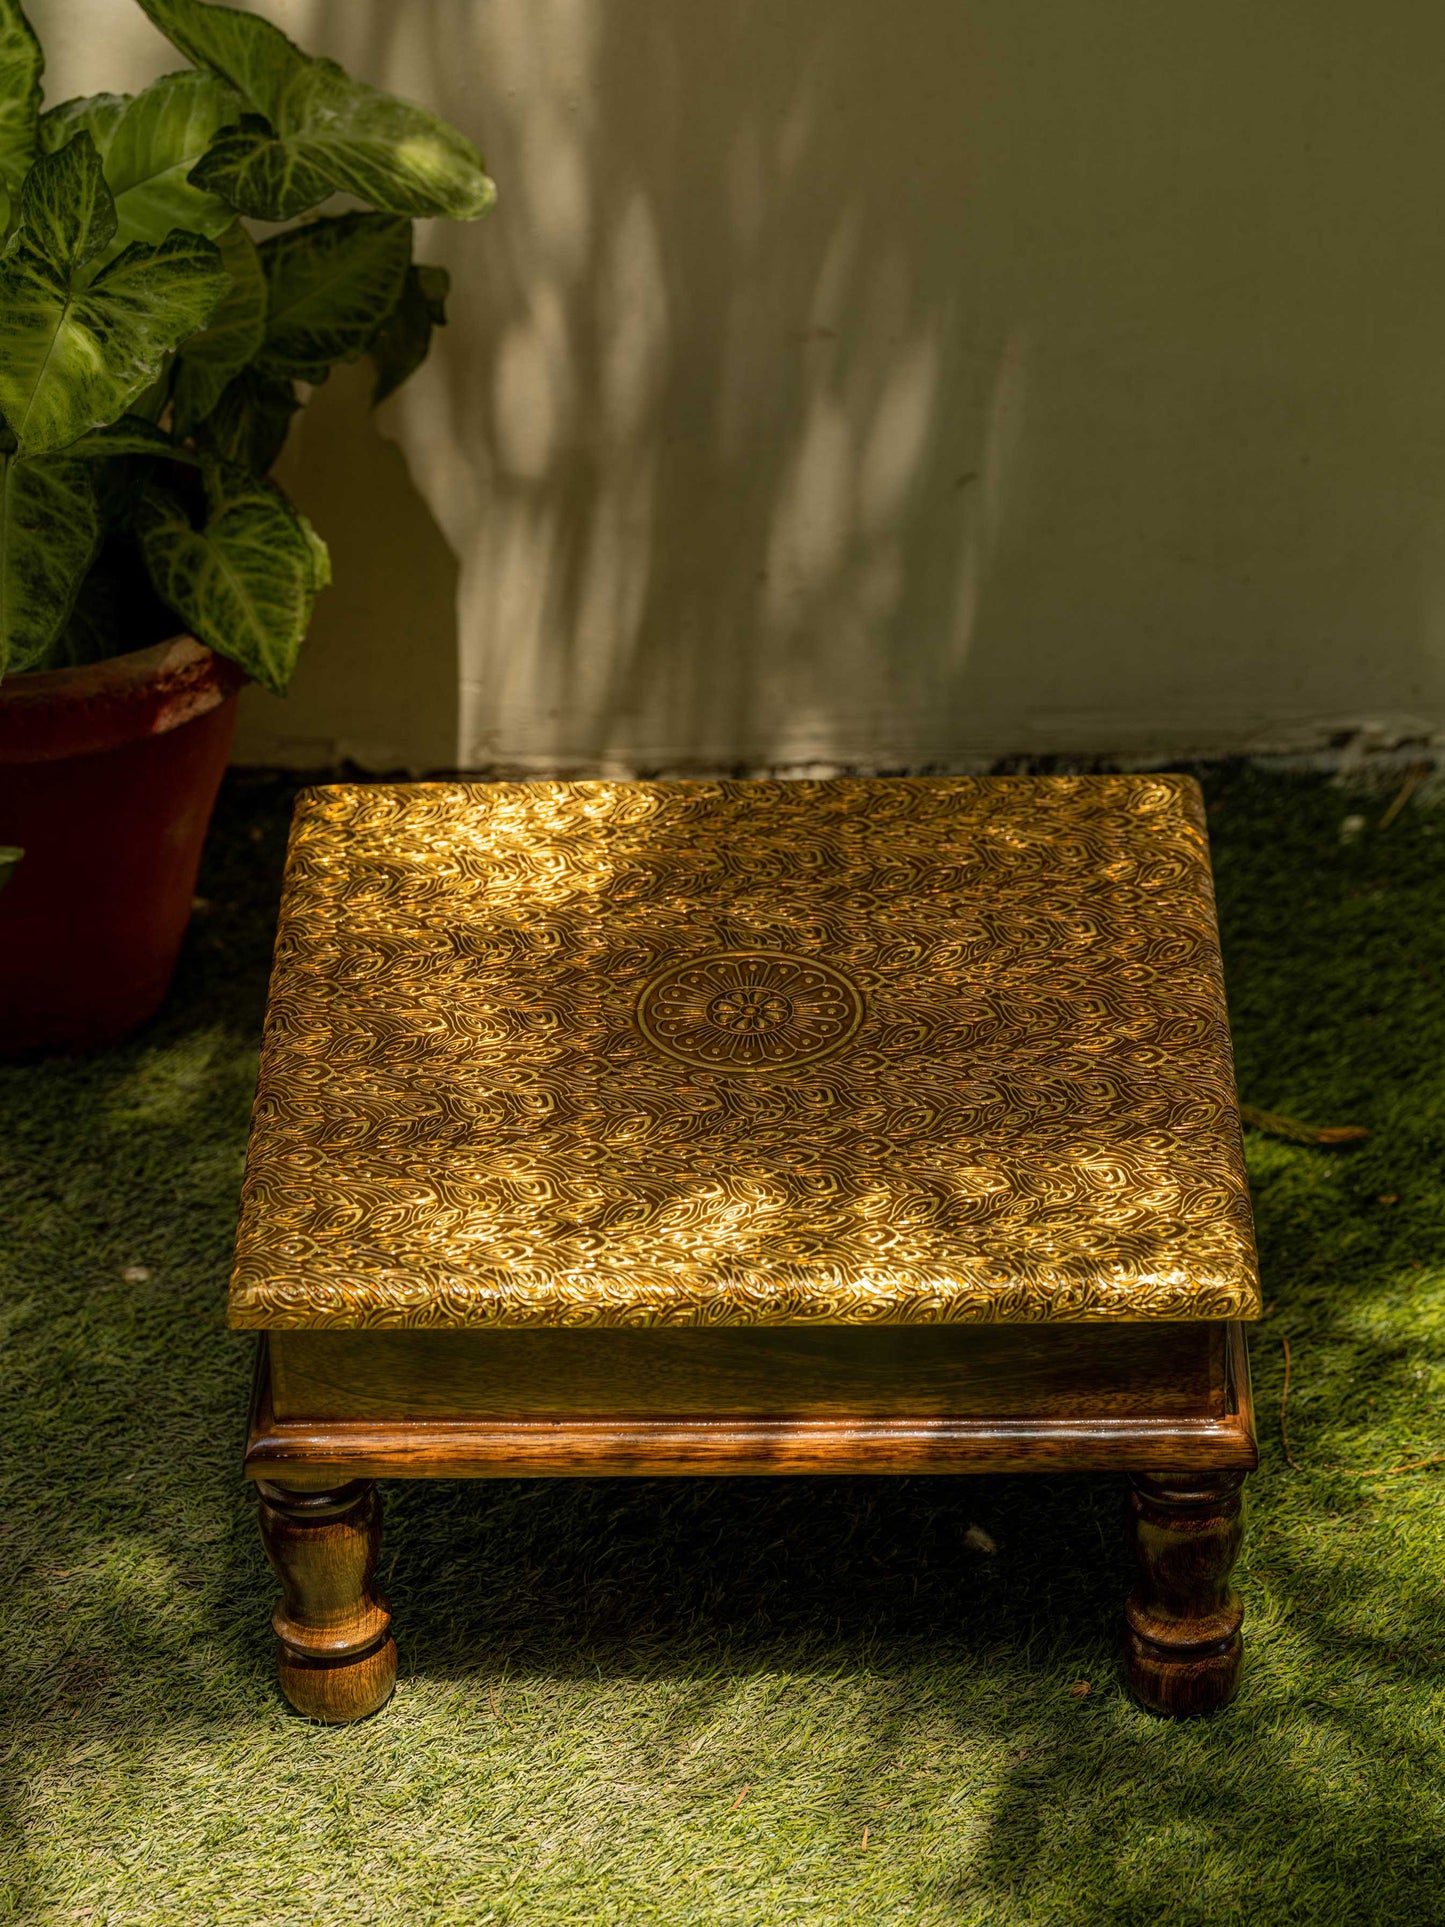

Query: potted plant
0 0 494 1053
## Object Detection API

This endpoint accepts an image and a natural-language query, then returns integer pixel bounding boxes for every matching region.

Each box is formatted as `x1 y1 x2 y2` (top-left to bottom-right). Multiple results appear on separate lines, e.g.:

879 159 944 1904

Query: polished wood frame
245 1320 1257 1724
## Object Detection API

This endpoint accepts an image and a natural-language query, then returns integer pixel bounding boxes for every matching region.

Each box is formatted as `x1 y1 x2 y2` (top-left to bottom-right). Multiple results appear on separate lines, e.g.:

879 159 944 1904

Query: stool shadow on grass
383 1467 1125 1685
4 766 1445 1924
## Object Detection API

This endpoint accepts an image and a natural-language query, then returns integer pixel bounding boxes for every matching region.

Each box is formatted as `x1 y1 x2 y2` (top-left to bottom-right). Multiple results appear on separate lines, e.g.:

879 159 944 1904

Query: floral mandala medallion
636 950 866 1072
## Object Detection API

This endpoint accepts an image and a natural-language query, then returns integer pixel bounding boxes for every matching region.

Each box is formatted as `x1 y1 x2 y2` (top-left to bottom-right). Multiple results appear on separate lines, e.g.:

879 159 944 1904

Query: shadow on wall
232 359 461 770
300 0 1016 775
246 0 1445 772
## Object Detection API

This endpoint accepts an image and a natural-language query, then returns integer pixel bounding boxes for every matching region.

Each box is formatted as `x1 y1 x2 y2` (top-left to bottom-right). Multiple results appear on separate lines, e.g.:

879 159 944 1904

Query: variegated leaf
0 144 228 455
193 367 298 475
136 0 305 114
0 0 42 204
42 554 124 669
192 71 496 223
0 450 101 678
13 129 115 275
63 414 195 461
137 0 495 222
172 218 265 430
39 93 130 161
136 461 329 694
103 68 243 247
370 261 448 404
256 211 409 381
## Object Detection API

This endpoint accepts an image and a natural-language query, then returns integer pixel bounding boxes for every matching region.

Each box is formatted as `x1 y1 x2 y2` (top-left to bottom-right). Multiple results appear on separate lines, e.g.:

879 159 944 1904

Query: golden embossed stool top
228 776 1260 1330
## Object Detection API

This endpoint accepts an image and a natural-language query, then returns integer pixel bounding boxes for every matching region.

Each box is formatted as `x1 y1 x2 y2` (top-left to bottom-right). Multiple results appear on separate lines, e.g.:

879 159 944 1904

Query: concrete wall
35 0 1445 771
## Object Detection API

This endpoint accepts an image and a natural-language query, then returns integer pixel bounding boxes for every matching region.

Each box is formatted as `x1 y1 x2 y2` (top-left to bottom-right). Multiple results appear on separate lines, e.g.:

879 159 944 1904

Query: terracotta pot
0 637 247 1055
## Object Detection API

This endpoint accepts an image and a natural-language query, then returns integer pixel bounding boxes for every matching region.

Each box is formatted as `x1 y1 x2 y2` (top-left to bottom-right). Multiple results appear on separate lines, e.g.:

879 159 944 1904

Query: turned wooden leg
256 1478 397 1723
1124 1469 1245 1717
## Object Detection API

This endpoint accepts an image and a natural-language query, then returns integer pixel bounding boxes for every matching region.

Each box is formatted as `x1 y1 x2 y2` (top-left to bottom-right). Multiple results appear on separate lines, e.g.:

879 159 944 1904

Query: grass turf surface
3 766 1444 1925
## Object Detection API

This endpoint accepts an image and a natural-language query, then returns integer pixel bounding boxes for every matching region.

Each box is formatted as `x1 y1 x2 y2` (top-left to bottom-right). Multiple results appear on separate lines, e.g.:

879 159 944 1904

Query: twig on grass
1280 1335 1445 1478
1378 761 1431 830
1241 1106 1370 1147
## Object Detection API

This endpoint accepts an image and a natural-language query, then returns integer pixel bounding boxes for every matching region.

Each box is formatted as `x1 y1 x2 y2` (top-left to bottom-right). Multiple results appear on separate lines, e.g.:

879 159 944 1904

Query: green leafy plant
0 0 493 691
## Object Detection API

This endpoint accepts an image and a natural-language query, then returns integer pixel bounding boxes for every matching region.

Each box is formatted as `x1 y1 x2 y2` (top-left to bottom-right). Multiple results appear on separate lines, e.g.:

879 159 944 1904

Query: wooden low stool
230 774 1259 1723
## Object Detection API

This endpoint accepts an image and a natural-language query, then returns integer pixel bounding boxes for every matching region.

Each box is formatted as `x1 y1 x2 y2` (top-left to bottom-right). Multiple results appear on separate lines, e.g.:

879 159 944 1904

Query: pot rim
3 633 212 700
0 635 248 765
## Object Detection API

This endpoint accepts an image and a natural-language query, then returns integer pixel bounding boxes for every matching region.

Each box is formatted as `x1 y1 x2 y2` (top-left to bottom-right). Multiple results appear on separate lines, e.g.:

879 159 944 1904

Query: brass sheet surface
229 776 1260 1329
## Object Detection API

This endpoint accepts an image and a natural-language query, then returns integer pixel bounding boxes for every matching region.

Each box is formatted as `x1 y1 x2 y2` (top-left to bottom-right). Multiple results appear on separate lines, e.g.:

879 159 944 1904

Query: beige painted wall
35 0 1445 771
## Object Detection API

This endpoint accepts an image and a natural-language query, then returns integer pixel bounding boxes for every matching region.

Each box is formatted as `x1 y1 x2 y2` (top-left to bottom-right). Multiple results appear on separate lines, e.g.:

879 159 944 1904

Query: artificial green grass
2 766 1444 1926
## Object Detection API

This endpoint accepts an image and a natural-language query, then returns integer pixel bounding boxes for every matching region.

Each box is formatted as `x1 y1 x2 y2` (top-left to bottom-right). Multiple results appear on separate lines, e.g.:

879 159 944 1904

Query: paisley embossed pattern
229 775 1260 1329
